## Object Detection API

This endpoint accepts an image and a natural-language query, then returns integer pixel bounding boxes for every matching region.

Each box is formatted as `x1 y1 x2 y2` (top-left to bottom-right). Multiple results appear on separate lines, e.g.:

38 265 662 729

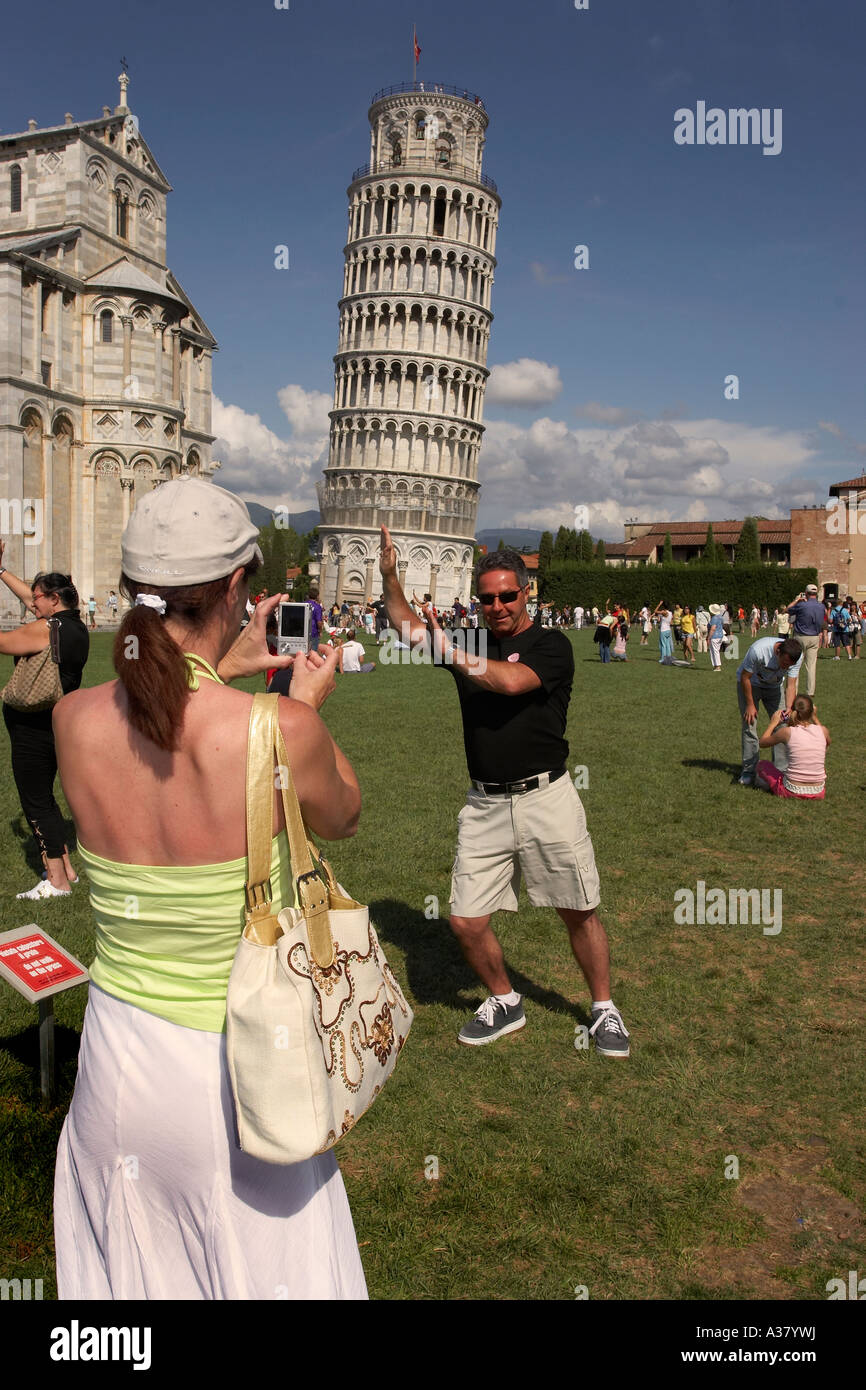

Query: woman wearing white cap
52 479 367 1300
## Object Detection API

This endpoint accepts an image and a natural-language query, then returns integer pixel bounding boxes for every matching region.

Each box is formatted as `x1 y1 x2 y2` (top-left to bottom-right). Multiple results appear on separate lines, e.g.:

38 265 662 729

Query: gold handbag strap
245 693 334 968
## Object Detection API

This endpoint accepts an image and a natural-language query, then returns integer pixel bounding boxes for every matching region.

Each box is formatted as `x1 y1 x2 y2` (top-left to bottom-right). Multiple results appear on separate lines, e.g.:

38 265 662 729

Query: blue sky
3 0 864 536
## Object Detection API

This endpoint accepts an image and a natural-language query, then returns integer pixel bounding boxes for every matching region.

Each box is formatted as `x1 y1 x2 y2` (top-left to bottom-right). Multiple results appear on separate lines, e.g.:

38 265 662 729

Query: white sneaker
16 879 71 900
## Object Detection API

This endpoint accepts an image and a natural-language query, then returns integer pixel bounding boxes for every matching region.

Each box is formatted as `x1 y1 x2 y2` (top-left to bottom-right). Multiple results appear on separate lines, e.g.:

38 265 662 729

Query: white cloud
212 385 330 508
277 384 332 439
476 414 831 537
486 358 563 406
529 262 571 287
574 401 641 426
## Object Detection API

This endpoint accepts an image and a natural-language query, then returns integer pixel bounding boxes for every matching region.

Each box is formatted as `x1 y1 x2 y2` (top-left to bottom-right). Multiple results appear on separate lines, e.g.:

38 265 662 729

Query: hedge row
539 564 818 612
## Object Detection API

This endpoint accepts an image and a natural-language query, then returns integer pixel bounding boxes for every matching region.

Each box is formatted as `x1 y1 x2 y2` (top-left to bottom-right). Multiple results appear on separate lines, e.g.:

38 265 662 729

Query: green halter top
80 652 293 1033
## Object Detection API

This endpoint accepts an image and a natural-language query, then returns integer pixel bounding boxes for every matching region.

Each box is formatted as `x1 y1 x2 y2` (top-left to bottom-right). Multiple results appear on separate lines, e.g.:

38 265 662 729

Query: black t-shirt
444 625 573 782
3 608 90 732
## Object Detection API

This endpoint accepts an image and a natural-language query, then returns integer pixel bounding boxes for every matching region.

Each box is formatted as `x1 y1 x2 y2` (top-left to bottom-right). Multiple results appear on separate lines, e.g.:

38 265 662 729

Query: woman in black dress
0 542 89 898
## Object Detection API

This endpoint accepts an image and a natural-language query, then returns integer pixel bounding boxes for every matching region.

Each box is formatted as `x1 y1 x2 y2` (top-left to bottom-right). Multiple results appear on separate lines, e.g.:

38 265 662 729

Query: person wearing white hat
51 478 367 1300
707 604 726 671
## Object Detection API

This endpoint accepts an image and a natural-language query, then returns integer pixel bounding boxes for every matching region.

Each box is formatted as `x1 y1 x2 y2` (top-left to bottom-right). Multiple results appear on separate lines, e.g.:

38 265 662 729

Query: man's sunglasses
479 589 523 606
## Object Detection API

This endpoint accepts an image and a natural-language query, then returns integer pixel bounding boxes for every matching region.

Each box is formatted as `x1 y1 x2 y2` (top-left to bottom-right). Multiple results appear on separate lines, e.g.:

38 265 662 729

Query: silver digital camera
277 601 311 656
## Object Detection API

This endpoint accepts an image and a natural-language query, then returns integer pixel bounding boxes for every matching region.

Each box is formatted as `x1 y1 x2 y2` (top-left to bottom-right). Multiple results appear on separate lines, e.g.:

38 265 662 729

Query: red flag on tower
414 29 421 64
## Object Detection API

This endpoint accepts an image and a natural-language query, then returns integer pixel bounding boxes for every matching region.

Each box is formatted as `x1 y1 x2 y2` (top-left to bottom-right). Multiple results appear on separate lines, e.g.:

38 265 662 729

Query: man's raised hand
379 524 397 578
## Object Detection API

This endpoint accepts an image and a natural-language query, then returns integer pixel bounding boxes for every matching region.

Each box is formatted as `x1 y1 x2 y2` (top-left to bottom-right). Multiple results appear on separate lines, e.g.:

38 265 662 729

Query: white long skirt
54 985 368 1300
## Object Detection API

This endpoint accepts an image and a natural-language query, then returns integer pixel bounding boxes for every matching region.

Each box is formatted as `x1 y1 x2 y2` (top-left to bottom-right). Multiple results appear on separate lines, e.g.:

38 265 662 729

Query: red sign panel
0 929 88 999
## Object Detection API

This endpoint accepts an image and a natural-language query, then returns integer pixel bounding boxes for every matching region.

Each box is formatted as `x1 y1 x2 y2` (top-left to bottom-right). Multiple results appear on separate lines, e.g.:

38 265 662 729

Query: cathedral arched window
10 164 22 213
115 190 129 239
99 309 114 343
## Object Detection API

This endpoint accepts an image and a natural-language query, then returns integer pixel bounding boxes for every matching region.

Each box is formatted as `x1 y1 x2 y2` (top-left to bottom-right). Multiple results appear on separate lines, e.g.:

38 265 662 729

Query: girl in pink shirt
755 695 830 799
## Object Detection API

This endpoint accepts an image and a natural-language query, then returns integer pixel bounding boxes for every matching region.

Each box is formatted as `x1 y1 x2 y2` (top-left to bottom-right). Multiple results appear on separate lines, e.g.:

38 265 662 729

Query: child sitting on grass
755 694 829 799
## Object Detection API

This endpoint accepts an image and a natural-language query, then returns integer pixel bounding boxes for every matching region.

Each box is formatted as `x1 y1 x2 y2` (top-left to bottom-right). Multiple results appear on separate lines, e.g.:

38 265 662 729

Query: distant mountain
241 510 541 550
476 528 543 552
245 503 321 534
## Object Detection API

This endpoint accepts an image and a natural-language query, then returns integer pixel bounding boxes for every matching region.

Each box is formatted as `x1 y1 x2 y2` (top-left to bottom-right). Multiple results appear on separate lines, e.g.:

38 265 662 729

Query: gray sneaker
589 1005 630 1057
458 995 526 1047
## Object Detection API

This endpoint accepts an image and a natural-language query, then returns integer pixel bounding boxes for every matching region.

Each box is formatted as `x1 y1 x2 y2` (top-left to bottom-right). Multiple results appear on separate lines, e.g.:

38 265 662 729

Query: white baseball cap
805 583 819 594
121 478 263 584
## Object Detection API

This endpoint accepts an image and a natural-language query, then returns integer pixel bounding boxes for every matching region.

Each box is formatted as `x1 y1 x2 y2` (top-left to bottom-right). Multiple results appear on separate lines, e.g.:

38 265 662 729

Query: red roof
829 475 866 495
637 518 789 540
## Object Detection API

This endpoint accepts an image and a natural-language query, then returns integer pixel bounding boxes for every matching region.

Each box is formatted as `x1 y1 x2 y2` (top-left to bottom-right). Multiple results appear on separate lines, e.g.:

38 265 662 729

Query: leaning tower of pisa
314 81 501 610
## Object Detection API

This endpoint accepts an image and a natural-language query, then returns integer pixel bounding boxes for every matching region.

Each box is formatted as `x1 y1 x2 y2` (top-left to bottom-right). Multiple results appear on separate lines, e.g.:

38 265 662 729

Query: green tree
538 530 553 575
701 523 716 564
564 528 579 561
662 532 674 565
553 525 570 560
595 538 607 566
257 518 292 596
577 529 594 563
496 537 506 551
735 516 761 567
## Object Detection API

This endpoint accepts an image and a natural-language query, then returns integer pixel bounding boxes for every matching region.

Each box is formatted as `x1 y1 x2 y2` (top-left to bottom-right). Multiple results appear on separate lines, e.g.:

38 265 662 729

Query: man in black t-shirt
368 596 388 644
379 527 629 1056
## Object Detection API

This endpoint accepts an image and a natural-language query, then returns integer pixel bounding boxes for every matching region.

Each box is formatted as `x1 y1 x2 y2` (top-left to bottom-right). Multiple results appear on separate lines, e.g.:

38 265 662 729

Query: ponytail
789 694 817 727
113 558 261 752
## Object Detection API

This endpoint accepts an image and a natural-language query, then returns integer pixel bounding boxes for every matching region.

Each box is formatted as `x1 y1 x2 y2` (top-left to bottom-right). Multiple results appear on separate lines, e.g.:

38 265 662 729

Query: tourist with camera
52 479 366 1299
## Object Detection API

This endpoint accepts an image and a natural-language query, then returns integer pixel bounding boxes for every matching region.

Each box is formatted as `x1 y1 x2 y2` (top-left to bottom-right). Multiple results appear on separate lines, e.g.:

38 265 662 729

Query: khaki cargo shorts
449 773 602 917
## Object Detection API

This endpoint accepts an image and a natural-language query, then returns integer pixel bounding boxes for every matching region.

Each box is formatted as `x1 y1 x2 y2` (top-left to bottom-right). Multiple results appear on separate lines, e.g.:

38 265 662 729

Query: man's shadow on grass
8 812 78 880
371 898 589 1024
681 757 743 785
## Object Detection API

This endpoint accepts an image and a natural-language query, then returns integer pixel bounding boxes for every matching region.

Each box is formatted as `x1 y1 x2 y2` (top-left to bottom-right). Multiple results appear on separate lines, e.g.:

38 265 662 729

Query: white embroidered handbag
226 694 413 1164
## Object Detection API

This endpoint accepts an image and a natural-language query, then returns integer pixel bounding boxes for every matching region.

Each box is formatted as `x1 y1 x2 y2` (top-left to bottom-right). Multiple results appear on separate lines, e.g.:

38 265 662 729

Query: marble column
120 477 133 529
428 562 440 603
32 279 41 376
54 289 64 386
171 329 181 401
334 553 346 601
121 315 133 389
363 556 375 604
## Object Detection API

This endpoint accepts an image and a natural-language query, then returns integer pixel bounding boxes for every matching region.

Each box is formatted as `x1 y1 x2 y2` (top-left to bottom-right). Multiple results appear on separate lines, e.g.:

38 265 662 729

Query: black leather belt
470 767 568 796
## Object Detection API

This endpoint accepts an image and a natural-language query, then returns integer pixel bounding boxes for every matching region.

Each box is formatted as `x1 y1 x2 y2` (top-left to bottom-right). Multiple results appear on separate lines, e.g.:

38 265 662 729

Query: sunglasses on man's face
479 589 523 606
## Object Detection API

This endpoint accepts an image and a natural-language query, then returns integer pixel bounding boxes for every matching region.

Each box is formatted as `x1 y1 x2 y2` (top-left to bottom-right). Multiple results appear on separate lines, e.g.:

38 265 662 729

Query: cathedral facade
314 82 501 609
0 75 218 624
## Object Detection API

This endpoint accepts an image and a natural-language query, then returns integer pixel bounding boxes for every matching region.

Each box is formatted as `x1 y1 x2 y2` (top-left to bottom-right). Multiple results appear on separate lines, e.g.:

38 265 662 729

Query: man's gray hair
475 547 529 589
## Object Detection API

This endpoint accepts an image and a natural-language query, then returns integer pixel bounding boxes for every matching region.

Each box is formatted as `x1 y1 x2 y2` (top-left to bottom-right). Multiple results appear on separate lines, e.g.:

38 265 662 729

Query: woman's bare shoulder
53 680 118 725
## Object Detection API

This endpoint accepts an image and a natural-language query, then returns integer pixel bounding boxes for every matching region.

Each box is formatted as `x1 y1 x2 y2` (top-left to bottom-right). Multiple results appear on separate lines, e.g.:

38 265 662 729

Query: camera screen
279 604 307 639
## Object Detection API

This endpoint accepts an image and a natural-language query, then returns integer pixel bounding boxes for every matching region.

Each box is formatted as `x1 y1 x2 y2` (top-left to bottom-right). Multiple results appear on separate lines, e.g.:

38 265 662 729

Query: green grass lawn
1 629 864 1300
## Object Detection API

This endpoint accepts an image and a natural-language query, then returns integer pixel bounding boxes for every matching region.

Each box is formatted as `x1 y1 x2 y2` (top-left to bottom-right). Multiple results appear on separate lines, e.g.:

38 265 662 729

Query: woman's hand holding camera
288 644 338 711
